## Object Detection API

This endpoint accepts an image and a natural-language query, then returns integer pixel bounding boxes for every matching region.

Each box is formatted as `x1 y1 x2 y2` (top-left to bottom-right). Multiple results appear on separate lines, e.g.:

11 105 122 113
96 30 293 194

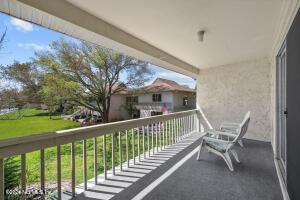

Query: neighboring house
74 78 196 122
125 78 196 118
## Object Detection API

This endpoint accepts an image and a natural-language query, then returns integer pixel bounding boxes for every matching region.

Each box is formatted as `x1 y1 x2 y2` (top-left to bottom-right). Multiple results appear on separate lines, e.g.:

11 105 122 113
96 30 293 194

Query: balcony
0 109 282 200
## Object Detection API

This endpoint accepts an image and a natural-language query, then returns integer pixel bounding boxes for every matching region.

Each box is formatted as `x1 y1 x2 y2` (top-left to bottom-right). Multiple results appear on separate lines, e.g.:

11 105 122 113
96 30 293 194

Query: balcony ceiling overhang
1 0 283 77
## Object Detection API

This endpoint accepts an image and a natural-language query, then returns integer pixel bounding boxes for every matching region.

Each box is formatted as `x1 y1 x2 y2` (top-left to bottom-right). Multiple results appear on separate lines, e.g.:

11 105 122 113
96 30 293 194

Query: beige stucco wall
109 95 129 121
196 58 272 141
172 92 196 111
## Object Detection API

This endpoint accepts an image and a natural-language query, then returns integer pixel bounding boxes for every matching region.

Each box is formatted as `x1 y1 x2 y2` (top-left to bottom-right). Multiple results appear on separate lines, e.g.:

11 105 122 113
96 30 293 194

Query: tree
0 28 6 92
0 89 25 117
37 39 154 122
39 73 78 119
0 61 42 105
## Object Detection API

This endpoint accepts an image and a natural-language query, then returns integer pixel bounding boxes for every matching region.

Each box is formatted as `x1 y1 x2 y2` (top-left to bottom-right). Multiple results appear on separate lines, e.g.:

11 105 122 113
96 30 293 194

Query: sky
0 13 196 89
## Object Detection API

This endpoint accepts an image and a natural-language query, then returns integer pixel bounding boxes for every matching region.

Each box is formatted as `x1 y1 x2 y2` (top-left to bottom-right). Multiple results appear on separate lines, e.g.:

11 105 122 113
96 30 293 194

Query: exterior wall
197 58 272 141
109 95 129 121
138 92 173 118
138 92 173 103
172 91 196 112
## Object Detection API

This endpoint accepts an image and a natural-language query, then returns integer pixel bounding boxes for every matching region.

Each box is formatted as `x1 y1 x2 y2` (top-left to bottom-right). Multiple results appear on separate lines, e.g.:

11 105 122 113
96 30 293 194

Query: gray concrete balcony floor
73 133 282 200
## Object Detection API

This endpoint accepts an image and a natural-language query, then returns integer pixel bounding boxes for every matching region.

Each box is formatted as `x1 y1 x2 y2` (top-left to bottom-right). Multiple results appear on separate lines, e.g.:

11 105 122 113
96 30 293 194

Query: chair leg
222 152 234 171
230 149 240 163
196 139 204 161
238 140 244 147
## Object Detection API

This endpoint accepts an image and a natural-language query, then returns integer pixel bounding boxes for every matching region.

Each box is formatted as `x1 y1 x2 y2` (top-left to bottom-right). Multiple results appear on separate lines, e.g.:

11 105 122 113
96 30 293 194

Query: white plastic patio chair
218 111 251 147
196 114 250 171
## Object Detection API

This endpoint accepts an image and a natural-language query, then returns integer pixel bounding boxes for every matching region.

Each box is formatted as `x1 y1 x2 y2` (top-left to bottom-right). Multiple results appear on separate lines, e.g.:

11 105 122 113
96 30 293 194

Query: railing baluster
83 140 87 190
163 121 165 149
183 117 185 136
152 124 154 155
191 114 193 132
171 119 174 144
143 126 145 159
186 115 188 134
126 130 129 168
57 146 61 200
94 138 98 184
147 125 150 157
132 129 135 164
112 133 115 175
0 158 3 200
175 118 177 142
168 120 171 145
156 123 158 153
138 128 140 161
40 149 45 193
188 115 190 134
187 115 189 134
159 122 162 151
71 142 76 197
21 154 26 193
177 118 180 141
119 131 122 171
176 118 179 141
189 115 191 133
103 135 107 180
175 118 178 142
192 113 195 132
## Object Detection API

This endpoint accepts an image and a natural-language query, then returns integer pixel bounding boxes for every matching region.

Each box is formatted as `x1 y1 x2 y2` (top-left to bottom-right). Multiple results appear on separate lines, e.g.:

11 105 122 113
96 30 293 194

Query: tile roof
127 78 195 94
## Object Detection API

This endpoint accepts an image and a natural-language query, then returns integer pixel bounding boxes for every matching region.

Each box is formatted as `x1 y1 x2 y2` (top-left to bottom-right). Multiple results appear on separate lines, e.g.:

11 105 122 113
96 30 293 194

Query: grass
2 109 180 194
0 108 80 140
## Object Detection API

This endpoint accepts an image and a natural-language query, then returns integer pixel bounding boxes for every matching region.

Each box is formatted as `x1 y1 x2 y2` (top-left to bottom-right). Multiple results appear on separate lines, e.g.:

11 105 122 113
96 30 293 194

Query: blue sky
0 13 195 88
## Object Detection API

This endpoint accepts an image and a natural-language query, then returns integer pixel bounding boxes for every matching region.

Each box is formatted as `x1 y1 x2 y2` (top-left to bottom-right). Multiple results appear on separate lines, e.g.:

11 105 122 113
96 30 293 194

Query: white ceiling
67 0 283 69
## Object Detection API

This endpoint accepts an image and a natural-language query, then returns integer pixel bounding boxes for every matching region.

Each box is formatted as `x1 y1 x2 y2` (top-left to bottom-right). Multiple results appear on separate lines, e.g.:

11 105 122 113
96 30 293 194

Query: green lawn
0 108 79 140
1 109 177 193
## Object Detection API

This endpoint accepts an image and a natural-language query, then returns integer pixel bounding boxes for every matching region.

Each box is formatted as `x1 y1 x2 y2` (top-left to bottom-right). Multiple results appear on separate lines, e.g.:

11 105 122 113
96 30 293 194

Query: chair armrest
207 130 237 138
203 136 232 144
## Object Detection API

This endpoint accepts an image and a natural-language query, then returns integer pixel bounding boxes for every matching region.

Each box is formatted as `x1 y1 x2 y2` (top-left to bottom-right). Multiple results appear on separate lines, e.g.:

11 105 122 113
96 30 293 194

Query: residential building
125 78 196 118
109 78 196 120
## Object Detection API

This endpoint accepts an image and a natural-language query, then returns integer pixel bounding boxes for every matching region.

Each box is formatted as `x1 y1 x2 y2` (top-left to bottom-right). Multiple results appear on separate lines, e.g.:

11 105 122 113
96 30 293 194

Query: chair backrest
233 111 250 143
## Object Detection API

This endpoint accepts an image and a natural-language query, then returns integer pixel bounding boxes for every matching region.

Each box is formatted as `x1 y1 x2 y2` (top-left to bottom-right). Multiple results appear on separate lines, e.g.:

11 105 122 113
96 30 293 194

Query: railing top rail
0 109 199 158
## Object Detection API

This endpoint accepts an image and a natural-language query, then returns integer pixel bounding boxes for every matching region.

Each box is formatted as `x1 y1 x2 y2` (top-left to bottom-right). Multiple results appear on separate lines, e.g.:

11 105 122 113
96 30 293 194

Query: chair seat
221 127 239 134
205 140 228 153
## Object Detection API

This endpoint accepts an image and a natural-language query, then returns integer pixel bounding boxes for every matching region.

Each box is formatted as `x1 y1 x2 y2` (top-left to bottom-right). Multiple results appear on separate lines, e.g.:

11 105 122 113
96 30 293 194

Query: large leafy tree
0 61 42 104
37 39 153 122
39 73 78 118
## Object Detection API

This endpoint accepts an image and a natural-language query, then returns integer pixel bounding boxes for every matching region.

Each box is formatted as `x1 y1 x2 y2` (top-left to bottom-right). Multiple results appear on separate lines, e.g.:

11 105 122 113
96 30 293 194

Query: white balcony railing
0 109 200 199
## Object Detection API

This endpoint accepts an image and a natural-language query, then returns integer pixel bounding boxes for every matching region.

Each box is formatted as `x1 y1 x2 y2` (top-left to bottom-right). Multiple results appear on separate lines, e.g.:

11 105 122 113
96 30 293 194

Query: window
126 96 138 104
152 94 162 102
183 96 188 106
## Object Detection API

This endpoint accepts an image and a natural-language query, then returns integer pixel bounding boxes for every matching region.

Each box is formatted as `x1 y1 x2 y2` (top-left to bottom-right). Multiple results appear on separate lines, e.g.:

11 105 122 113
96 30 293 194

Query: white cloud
10 17 33 32
17 43 51 51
